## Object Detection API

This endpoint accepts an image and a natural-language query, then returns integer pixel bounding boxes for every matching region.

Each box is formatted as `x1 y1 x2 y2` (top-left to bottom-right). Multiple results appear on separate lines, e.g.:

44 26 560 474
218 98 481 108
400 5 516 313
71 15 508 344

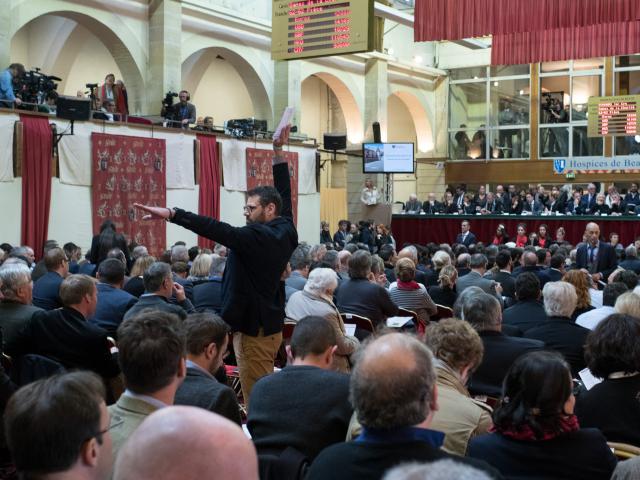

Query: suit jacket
404 200 422 214
502 300 547 333
456 271 500 301
171 162 298 336
109 394 159 458
580 194 597 214
32 271 64 310
524 316 590 376
455 232 477 247
88 282 137 337
488 271 515 298
468 429 616 480
469 330 544 397
624 191 640 207
123 276 145 297
619 258 640 274
192 278 223 312
548 197 566 213
0 302 43 353
248 365 352 461
483 199 503 214
171 274 194 303
422 200 442 215
333 230 348 248
8 307 120 378
335 278 398 328
537 267 564 287
522 200 543 214
174 365 241 425
576 242 618 278
123 294 194 322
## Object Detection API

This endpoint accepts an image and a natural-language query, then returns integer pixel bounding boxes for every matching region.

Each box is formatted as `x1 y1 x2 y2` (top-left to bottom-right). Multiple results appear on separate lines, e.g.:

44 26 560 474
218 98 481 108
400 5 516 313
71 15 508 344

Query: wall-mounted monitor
362 142 415 174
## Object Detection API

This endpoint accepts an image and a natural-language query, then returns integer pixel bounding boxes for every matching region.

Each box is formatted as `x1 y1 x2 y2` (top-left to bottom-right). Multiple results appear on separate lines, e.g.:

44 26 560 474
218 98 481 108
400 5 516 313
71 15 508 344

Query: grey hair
457 253 470 268
0 264 32 300
399 246 418 263
462 292 502 330
143 262 172 293
469 254 488 270
289 246 311 271
452 286 485 319
304 268 338 295
615 291 640 318
208 255 226 276
543 281 577 318
170 245 189 263
432 251 451 270
569 249 577 262
213 243 227 255
626 245 638 259
1 257 28 267
132 245 148 259
383 460 492 480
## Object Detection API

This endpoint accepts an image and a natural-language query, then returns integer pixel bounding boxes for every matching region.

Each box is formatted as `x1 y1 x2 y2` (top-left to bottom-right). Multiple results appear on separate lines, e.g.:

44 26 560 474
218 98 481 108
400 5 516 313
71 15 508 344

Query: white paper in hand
578 368 603 391
274 106 294 141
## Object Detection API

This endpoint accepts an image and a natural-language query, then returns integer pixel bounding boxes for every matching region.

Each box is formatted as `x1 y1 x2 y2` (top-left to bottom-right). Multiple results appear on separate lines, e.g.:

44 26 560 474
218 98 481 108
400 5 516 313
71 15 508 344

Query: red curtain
196 135 221 249
20 114 52 261
414 0 640 42
492 20 640 65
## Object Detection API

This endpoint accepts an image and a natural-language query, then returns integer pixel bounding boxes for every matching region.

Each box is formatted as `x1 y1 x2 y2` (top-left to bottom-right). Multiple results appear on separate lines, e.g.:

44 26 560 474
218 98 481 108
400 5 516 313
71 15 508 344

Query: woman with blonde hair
615 291 640 318
427 264 458 309
124 255 156 297
188 253 213 284
562 269 594 320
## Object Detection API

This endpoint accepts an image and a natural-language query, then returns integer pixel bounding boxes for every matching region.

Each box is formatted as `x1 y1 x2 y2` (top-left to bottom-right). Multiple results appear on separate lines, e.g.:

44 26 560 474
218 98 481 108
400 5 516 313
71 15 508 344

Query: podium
361 203 392 226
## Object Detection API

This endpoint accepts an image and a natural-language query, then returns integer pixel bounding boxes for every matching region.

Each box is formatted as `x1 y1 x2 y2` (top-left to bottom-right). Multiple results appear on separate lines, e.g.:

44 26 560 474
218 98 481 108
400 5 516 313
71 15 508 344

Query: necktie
589 247 595 265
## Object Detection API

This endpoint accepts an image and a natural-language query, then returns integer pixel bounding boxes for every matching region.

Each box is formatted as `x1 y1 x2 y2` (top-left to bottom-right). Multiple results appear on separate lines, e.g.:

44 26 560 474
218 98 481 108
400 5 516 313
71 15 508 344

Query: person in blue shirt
0 64 25 107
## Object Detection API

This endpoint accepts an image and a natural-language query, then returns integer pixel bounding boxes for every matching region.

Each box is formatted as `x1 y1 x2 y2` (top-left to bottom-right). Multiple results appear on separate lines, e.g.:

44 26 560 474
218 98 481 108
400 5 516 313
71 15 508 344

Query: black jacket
32 271 64 311
619 258 640 274
174 366 241 425
488 271 515 298
192 278 224 313
468 429 616 480
524 316 590 376
469 330 544 397
335 278 398 328
248 365 352 460
9 307 120 378
123 294 194 322
502 300 547 333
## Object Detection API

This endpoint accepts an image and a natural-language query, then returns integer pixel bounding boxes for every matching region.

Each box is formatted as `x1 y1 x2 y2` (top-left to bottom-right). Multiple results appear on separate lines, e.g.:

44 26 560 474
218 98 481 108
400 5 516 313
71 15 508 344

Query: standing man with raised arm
134 126 298 405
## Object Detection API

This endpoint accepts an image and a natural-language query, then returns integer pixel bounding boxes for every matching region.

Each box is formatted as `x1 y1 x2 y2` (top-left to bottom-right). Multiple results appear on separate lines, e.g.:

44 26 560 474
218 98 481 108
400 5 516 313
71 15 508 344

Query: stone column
273 60 301 131
148 0 182 115
0 8 12 67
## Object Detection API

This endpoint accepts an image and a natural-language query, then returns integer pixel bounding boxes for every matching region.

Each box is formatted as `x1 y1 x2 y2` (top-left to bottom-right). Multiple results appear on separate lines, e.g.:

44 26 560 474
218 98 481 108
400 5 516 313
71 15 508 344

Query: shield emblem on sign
554 158 566 174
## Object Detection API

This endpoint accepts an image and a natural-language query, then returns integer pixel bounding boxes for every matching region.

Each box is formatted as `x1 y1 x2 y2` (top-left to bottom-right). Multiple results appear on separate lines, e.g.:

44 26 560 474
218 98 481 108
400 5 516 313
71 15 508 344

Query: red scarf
516 235 527 247
538 237 547 248
397 280 420 290
494 414 579 441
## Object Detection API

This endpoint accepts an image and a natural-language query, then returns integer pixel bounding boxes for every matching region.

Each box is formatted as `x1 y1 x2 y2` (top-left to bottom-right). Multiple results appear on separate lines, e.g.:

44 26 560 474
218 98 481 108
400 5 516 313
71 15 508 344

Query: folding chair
433 304 454 321
397 307 424 336
340 313 374 333
608 442 640 460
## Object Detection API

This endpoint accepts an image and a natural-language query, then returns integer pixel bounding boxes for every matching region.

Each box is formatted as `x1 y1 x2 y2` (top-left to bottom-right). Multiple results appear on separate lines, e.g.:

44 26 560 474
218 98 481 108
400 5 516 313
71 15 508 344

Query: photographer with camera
162 90 196 129
0 63 25 107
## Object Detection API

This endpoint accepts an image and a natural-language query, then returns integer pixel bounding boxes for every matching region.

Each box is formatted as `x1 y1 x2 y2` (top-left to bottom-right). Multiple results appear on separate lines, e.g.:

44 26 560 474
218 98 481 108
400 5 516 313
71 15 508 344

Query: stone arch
182 47 273 126
11 7 146 113
389 89 434 153
301 71 364 144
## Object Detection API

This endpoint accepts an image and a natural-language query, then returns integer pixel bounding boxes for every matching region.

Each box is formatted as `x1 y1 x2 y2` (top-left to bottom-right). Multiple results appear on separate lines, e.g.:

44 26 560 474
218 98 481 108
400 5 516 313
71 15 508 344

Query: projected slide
363 143 414 173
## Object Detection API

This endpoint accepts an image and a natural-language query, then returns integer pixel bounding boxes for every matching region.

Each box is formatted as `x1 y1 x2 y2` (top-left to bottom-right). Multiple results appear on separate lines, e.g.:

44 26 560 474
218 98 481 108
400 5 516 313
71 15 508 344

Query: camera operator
163 90 196 129
0 63 25 107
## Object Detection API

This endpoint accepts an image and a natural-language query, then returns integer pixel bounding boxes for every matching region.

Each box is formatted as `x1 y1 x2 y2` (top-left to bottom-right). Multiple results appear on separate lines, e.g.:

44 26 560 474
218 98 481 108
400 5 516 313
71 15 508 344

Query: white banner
0 114 18 182
553 156 640 173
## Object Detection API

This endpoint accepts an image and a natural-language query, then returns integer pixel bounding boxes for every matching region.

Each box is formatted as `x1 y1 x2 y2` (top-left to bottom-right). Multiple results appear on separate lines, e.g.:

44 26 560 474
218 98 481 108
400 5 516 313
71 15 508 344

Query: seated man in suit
502 272 547 333
124 262 195 321
466 292 544 397
89 258 137 338
174 313 241 425
524 281 590 376
113 406 258 480
307 332 498 480
456 254 502 302
404 194 422 214
580 183 598 215
336 251 398 328
248 316 353 461
109 310 187 461
9 274 120 379
422 193 442 215
486 250 515 298
511 250 544 281
537 252 566 287
576 222 618 287
455 221 477 247
32 247 68 310
480 192 502 214
619 245 640 274
5 371 113 480
0 263 43 353
521 192 543 215
193 256 226 312
333 220 349 250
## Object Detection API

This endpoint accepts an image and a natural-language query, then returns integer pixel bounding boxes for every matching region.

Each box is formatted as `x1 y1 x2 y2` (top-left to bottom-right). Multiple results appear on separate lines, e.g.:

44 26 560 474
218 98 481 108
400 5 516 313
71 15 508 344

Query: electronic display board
272 0 374 61
587 95 640 137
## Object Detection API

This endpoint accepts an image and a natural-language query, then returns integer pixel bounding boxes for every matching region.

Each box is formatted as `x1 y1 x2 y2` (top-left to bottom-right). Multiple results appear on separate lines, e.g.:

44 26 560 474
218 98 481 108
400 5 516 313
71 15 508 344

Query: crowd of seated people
4 215 640 479
394 182 640 216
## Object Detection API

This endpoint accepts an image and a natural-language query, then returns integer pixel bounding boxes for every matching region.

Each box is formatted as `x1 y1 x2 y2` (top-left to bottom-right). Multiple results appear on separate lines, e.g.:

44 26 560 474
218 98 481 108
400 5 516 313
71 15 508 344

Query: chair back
433 304 454 321
258 447 309 480
12 354 65 386
340 313 374 333
283 321 297 341
609 442 640 460
397 307 424 335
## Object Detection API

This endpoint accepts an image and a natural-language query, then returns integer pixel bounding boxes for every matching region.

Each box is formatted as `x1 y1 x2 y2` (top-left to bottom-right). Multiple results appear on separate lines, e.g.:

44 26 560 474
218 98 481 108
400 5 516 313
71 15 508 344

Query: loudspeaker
56 96 91 121
373 122 381 143
324 133 347 150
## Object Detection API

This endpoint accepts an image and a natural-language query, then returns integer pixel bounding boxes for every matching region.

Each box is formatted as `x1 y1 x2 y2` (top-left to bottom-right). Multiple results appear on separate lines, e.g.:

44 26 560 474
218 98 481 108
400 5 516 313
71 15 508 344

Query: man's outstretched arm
273 124 293 221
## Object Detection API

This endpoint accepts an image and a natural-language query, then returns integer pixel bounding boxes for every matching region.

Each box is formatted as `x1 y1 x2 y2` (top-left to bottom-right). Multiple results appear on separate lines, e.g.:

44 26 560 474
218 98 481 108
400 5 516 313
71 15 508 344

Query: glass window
489 128 530 159
541 61 569 73
540 126 569 158
490 64 530 77
573 127 603 157
450 67 487 81
615 71 640 96
449 82 487 129
489 78 530 126
616 55 640 68
449 130 487 160
615 136 640 156
540 76 570 124
571 75 600 120
573 58 604 71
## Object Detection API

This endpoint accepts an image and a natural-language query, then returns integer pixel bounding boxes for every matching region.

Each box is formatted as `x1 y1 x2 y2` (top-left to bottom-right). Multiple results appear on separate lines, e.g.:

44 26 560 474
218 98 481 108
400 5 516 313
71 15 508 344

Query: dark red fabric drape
20 114 52 261
492 21 640 65
196 135 220 249
414 0 640 42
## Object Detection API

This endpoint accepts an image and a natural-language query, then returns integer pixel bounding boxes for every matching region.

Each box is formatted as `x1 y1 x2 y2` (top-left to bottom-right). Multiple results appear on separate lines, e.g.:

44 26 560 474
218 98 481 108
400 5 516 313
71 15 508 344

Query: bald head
114 406 257 480
523 251 538 267
397 246 418 264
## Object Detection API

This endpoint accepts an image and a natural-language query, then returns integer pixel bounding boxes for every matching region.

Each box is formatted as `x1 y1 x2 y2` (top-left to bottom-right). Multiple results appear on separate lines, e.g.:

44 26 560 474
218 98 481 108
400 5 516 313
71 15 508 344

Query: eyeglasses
243 205 258 213
84 419 122 444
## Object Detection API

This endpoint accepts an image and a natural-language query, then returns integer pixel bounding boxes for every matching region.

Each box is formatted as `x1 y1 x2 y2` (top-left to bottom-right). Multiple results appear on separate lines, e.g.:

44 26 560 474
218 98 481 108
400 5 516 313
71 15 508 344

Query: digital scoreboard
272 0 374 61
587 95 640 137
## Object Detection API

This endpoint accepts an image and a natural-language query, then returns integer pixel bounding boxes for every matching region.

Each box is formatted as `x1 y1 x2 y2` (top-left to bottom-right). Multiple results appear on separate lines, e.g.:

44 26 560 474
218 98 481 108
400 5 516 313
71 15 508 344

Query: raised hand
133 203 172 221
274 124 291 150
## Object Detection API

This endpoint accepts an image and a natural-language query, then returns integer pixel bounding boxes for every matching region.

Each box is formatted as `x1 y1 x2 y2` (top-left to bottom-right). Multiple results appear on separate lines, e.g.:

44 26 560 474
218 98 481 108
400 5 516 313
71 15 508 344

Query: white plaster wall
437 42 491 70
48 179 93 252
0 179 22 246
